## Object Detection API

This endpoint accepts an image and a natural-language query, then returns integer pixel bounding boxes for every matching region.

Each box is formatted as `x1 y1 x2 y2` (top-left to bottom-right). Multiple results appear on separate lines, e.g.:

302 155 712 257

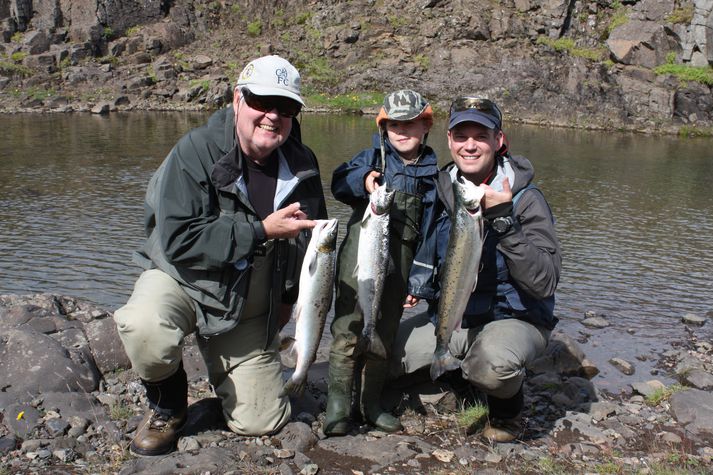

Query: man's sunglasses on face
241 88 302 118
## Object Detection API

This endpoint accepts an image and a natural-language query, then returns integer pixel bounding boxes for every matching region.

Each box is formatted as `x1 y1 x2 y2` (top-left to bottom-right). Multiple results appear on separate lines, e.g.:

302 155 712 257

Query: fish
281 218 339 397
430 177 486 381
356 185 395 359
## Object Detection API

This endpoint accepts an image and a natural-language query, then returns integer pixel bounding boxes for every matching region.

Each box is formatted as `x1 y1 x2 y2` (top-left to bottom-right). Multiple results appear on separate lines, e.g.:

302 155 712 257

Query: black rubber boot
130 363 188 456
360 358 402 433
324 354 355 437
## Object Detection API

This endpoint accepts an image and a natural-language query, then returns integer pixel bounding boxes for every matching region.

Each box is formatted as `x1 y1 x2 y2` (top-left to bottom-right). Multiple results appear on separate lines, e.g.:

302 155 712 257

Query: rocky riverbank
1 0 713 135
1 293 711 474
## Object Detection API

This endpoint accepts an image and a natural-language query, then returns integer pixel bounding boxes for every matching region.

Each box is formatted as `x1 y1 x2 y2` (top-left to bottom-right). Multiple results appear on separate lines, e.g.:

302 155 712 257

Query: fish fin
291 302 303 322
367 333 387 360
279 337 297 368
280 378 305 398
430 350 462 381
278 333 295 352
307 251 318 276
352 262 359 279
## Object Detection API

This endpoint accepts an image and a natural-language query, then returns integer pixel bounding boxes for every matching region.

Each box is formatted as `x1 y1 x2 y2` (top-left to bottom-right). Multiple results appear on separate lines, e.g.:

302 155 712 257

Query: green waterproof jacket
133 106 328 344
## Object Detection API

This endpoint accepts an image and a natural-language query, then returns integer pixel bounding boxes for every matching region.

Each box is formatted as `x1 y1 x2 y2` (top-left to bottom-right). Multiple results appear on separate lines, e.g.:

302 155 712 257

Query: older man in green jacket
114 55 327 456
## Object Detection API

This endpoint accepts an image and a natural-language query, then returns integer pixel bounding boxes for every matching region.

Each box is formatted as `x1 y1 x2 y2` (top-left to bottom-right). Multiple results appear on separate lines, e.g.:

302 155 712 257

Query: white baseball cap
237 55 304 105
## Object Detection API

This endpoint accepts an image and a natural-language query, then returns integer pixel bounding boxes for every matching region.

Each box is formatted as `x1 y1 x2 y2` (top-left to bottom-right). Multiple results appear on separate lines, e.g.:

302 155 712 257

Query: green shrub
0 60 32 77
247 20 262 37
189 79 211 92
536 36 606 61
455 402 488 432
667 6 694 24
607 6 629 34
10 32 23 43
102 26 114 40
10 51 28 63
125 26 140 37
654 63 713 86
294 12 312 25
645 383 685 405
304 91 382 111
414 54 430 70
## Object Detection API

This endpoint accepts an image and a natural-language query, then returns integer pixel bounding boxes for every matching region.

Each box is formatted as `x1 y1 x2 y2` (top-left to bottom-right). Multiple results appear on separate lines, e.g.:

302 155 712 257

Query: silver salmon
431 177 485 381
356 185 395 359
282 218 339 397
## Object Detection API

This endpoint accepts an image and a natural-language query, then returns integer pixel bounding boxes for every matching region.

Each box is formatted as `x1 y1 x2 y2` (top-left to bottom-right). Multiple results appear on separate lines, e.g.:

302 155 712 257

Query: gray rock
553 411 609 445
681 313 707 326
670 389 713 437
0 435 17 454
529 331 600 379
3 404 41 439
317 434 435 469
609 358 636 375
681 368 713 390
83 316 131 374
275 421 318 453
581 316 611 329
0 328 99 401
630 380 666 398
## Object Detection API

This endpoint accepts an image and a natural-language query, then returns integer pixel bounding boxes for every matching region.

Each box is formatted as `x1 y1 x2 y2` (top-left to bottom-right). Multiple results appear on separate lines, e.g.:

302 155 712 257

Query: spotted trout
282 218 339 397
430 177 485 381
356 185 396 359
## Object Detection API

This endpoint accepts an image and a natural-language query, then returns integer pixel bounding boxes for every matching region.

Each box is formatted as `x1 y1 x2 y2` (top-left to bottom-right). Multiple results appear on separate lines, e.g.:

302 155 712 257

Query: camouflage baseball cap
376 90 433 126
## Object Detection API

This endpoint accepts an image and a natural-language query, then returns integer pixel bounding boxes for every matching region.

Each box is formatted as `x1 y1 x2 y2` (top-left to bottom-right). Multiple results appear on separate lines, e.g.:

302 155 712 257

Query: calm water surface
2 111 712 390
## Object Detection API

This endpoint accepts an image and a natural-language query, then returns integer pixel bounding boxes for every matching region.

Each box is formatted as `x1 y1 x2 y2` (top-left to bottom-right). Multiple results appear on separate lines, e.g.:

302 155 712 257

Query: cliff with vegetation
1 0 712 134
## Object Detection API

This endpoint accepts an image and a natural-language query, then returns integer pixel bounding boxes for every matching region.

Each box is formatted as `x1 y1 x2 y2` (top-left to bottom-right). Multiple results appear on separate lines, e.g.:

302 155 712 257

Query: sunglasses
241 88 302 118
449 97 502 124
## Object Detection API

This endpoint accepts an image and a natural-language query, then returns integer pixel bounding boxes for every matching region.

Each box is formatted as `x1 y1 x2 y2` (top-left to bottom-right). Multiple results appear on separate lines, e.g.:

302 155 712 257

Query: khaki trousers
390 311 550 399
114 268 290 435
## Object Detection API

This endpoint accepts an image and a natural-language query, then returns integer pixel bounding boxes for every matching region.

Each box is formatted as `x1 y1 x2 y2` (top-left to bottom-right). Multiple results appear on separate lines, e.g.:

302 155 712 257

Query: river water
1 111 712 391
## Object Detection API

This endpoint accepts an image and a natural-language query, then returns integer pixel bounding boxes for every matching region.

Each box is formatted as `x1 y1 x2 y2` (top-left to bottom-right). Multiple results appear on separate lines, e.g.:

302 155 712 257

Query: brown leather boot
130 364 188 456
481 414 522 443
482 388 523 443
130 408 187 456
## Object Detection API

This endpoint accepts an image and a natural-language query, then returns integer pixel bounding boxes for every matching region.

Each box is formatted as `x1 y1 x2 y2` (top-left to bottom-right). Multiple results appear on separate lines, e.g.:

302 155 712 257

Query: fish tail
430 349 461 381
367 333 387 360
281 377 305 398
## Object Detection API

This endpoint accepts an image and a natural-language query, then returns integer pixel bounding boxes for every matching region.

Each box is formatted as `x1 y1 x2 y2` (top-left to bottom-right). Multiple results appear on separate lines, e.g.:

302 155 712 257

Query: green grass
455 401 488 432
667 6 694 24
536 36 606 61
679 126 713 138
654 63 713 86
304 91 383 111
109 402 133 421
0 60 32 77
247 19 262 37
645 383 685 405
607 2 629 34
189 79 211 92
10 51 28 62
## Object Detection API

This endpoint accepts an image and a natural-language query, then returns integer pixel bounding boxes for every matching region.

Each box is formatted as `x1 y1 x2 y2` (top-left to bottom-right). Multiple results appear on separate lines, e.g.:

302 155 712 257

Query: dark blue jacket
331 134 439 299
430 154 561 330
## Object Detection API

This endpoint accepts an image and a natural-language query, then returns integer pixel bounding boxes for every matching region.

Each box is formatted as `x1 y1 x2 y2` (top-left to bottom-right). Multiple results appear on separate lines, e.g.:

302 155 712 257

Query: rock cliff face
1 0 711 133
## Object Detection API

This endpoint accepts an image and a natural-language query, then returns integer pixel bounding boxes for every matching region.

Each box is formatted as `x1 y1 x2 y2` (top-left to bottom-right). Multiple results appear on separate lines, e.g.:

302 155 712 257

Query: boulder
607 20 680 68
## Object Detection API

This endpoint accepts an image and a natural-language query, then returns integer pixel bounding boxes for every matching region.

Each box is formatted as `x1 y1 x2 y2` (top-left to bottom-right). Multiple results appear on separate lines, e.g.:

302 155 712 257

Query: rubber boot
482 387 524 443
360 358 402 433
324 354 355 437
130 363 188 456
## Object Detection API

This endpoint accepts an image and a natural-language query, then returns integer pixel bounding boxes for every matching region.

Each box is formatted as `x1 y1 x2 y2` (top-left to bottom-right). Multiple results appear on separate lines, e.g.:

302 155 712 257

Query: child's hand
403 295 419 308
365 170 382 194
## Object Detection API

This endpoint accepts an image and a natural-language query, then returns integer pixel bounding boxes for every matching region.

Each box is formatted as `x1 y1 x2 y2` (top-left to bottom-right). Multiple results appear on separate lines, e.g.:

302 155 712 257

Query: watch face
493 217 511 233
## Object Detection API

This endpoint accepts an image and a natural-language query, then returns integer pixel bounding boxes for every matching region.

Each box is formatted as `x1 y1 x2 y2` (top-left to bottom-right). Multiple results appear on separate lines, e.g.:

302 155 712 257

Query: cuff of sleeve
484 201 513 220
251 221 267 244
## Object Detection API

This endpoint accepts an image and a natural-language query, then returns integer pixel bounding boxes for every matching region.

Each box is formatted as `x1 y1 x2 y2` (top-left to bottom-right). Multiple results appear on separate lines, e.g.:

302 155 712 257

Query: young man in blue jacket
391 96 561 443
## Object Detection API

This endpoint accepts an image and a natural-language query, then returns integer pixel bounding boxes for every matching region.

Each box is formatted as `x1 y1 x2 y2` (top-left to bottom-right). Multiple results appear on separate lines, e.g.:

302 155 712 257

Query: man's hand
480 177 513 211
403 294 420 308
365 170 382 194
262 202 316 239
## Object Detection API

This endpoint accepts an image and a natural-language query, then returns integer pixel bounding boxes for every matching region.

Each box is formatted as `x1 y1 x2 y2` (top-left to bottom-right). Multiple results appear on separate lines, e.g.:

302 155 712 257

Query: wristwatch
491 216 514 234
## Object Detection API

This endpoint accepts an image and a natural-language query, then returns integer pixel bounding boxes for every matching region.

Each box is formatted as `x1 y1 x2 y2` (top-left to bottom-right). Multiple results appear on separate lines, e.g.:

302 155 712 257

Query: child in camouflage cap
325 90 440 435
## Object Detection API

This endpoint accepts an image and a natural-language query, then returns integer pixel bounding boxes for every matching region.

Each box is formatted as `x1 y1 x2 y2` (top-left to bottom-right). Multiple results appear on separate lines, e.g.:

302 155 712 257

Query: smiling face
384 119 430 161
447 122 504 184
233 88 293 163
